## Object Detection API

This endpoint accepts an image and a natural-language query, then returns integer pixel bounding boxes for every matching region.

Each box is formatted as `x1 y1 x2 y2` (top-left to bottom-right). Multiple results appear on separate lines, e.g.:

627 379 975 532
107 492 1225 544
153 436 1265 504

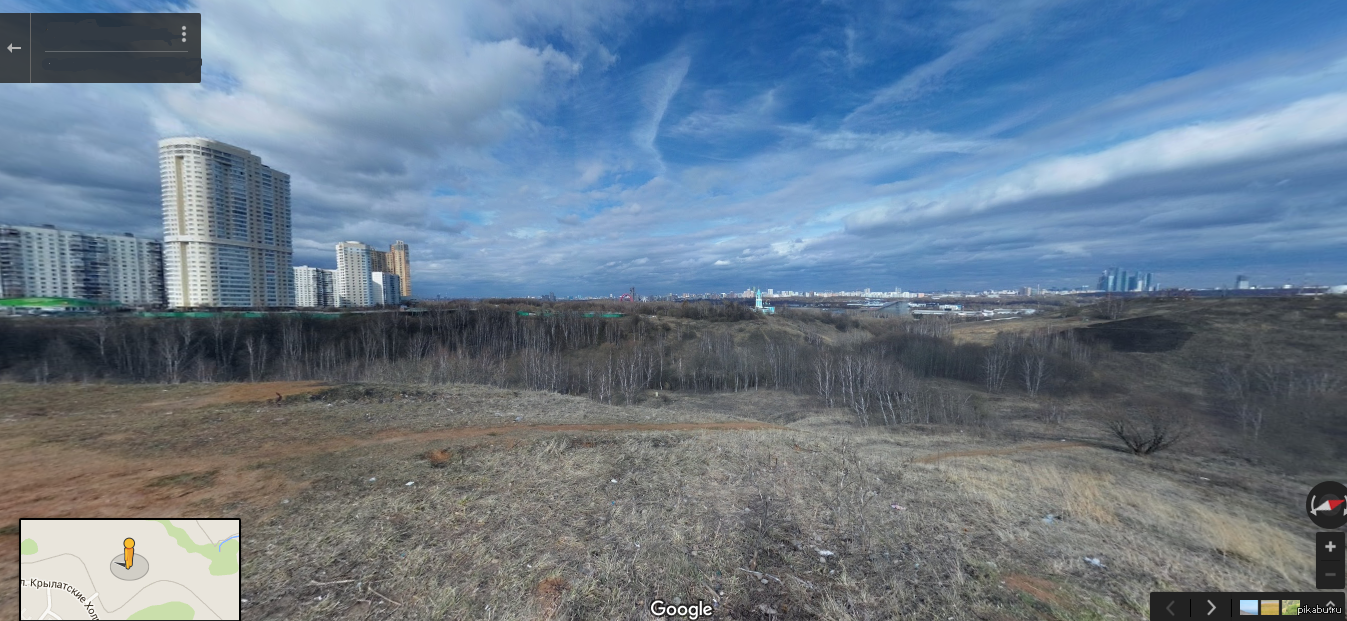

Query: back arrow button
6 44 19 53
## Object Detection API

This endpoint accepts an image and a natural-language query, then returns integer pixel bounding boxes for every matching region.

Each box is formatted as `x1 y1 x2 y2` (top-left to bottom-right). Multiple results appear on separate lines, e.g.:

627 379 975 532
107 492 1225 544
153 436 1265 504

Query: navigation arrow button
6 43 18 53
1206 599 1216 616
1166 600 1176 616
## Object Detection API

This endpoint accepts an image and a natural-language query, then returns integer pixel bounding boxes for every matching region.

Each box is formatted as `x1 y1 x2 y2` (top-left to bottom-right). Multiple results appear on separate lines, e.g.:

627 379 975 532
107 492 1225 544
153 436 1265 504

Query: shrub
1104 407 1188 455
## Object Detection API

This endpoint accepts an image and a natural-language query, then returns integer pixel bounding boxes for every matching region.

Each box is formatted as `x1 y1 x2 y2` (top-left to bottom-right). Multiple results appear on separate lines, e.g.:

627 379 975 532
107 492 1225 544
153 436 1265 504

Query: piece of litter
610 479 618 484
815 548 835 557
1042 514 1057 524
1199 476 1210 481
1084 556 1106 568
368 477 377 482
405 481 415 486
891 504 906 511
281 499 289 504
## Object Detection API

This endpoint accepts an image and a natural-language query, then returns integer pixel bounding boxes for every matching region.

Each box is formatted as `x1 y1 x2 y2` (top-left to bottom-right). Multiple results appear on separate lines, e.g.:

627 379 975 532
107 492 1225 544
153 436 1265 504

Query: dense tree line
0 302 1114 427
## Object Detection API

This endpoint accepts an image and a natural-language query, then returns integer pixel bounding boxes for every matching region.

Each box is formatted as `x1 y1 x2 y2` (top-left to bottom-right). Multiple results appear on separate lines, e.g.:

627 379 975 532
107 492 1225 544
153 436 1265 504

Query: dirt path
913 441 1091 463
142 380 330 410
0 420 789 526
270 420 792 454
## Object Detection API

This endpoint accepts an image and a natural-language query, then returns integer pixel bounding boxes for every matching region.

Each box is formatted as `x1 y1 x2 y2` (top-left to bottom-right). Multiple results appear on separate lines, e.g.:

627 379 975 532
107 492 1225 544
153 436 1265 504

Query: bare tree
157 321 194 384
814 352 836 408
982 348 1010 393
1040 400 1070 424
279 318 305 380
1100 296 1128 321
1233 402 1265 440
81 314 115 368
245 335 270 382
616 346 651 404
1106 408 1187 455
838 354 873 426
1020 354 1048 398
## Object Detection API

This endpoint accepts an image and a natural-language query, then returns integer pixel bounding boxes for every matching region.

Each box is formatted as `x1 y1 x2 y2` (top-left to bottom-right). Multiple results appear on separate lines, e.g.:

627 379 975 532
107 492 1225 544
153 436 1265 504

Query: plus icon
1321 532 1345 563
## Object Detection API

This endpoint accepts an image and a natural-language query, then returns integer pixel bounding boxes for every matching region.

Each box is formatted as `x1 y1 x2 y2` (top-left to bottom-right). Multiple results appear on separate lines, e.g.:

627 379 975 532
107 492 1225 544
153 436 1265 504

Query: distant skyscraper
159 137 292 307
0 224 164 306
371 271 402 306
389 240 411 298
1235 275 1251 290
335 241 373 307
1098 267 1156 292
293 266 336 307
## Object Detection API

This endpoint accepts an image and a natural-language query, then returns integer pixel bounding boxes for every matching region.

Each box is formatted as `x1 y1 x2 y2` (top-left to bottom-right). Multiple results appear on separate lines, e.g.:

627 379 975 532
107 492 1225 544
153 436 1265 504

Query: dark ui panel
0 13 200 83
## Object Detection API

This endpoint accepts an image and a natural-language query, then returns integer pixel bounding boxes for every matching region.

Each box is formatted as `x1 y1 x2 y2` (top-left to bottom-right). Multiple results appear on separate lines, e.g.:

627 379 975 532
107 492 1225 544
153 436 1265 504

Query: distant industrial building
1097 267 1156 292
0 224 165 306
371 271 402 306
293 266 337 307
1235 275 1251 290
159 137 293 308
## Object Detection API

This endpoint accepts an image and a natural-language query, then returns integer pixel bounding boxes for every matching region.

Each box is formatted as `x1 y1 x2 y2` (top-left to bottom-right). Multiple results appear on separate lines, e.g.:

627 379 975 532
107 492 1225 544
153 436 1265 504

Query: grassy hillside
2 297 1343 619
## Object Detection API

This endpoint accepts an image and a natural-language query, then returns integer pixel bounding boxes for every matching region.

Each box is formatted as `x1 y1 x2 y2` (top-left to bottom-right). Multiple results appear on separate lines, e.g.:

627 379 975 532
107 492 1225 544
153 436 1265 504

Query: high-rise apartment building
293 266 337 307
371 271 402 306
335 241 373 307
370 249 389 273
389 240 411 298
159 137 292 308
0 224 165 306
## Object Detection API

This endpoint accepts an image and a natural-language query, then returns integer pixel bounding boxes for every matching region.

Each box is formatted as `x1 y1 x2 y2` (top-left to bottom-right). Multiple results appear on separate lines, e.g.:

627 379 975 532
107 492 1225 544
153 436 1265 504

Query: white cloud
847 92 1347 230
632 53 690 160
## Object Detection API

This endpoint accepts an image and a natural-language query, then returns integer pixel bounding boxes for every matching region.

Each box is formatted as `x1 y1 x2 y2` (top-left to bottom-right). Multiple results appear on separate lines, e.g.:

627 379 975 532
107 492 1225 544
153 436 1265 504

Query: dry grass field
0 374 1331 620
4 297 1344 619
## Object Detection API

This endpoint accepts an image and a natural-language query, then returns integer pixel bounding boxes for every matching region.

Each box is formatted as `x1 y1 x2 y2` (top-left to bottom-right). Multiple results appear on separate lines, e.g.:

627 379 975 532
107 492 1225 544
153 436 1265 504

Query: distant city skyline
2 1 1346 297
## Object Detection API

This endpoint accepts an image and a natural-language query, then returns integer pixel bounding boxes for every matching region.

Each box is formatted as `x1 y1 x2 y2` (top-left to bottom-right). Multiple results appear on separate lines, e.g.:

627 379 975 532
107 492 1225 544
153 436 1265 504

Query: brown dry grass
2 379 1333 620
425 448 451 467
143 380 330 409
913 441 1091 463
535 576 569 620
1004 573 1065 608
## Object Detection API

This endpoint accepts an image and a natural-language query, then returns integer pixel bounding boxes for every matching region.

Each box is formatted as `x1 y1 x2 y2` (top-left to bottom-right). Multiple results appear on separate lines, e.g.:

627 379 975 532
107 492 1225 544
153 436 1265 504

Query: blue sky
1 0 1346 297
